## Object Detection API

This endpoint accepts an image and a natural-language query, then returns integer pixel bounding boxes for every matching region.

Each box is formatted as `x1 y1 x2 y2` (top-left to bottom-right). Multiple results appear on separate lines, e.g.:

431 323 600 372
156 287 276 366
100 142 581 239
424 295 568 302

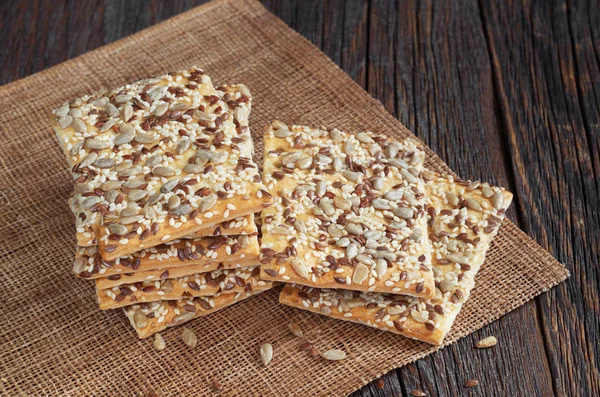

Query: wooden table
1 1 597 396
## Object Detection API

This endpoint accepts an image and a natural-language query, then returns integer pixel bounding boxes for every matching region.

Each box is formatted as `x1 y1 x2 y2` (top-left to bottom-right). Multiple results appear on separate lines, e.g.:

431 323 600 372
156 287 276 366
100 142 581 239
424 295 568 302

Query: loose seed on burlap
153 333 166 351
181 328 197 348
260 342 273 366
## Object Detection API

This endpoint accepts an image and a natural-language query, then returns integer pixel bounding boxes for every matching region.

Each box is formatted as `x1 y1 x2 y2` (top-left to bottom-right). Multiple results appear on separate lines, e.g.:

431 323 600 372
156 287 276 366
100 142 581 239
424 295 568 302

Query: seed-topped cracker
125 288 271 338
95 258 260 289
51 68 272 261
259 122 434 298
279 171 513 345
72 235 259 279
97 265 269 310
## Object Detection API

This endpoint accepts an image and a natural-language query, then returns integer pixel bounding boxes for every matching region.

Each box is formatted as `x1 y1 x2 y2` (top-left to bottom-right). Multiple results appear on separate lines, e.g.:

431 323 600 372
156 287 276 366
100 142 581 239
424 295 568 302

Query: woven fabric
0 1 568 395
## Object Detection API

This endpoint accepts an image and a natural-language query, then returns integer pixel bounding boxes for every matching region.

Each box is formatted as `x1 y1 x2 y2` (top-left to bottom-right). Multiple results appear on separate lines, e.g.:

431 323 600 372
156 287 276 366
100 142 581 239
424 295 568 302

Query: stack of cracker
51 67 273 338
260 122 513 345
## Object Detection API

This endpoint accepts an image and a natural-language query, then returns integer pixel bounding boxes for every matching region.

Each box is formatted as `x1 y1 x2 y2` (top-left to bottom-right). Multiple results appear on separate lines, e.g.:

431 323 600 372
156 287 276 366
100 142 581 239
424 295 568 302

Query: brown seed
181 328 197 348
475 336 497 348
410 390 426 397
376 378 385 389
211 378 223 391
465 379 479 387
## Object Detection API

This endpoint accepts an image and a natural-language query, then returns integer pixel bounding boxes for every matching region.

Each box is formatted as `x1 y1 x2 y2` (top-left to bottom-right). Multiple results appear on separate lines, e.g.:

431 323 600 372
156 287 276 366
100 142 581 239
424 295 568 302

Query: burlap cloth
0 0 569 395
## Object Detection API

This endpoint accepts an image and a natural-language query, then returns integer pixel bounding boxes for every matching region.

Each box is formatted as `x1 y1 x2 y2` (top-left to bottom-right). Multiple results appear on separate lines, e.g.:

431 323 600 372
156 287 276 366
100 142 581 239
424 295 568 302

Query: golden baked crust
279 170 513 345
72 235 259 279
260 122 434 298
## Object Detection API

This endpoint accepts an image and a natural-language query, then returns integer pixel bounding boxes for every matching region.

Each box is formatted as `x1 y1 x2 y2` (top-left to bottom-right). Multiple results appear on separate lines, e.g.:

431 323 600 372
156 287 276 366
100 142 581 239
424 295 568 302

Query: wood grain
0 0 596 396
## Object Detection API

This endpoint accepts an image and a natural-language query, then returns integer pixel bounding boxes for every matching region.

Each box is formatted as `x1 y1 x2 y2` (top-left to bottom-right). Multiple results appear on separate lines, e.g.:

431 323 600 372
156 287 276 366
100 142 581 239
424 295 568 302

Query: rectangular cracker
94 258 260 289
259 122 435 298
73 209 256 247
125 288 272 339
279 171 513 345
51 68 272 261
72 235 259 279
97 265 269 310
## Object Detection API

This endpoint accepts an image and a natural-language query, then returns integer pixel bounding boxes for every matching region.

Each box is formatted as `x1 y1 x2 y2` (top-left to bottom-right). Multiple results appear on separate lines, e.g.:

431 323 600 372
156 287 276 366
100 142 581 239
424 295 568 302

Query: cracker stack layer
280 170 513 345
51 70 272 260
260 122 435 298
51 67 273 338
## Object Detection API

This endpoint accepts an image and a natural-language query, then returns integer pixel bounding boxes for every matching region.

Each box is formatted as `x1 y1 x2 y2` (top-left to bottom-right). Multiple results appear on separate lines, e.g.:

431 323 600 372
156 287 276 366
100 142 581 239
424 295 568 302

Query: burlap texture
0 0 569 395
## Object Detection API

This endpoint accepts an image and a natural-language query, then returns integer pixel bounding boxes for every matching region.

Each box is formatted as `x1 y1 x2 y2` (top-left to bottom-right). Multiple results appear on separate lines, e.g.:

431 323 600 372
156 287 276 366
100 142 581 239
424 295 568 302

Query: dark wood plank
388 1 555 396
480 0 600 395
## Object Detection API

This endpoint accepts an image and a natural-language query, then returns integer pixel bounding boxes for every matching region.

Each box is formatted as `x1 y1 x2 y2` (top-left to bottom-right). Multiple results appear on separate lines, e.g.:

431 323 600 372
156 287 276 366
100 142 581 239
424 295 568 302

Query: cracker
279 171 513 345
97 265 269 310
51 68 272 261
94 258 260 289
259 122 434 298
124 287 271 339
72 235 259 279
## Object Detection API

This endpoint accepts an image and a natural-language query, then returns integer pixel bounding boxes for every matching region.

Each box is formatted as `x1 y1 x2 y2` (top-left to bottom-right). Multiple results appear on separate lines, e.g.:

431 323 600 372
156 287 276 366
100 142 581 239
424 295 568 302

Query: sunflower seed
282 152 302 165
198 194 217 212
108 223 128 235
145 154 162 167
385 141 401 158
492 191 504 210
121 216 141 225
352 263 369 284
411 226 424 242
160 179 178 193
330 128 343 142
288 322 304 337
181 328 197 348
93 157 114 169
183 163 203 173
475 336 497 348
356 132 374 143
81 196 100 209
71 118 87 133
168 195 181 209
105 190 118 203
345 223 362 235
273 128 292 138
133 311 148 329
342 170 362 181
115 94 132 103
128 189 148 201
315 154 332 165
104 103 119 118
147 193 162 205
122 104 134 121
211 152 228 164
344 140 356 155
332 157 343 172
273 225 292 235
388 221 407 229
120 206 140 217
375 259 388 279
149 86 168 101
102 180 122 190
403 191 418 206
384 189 403 201
172 312 195 325
446 191 459 207
466 198 482 211
91 97 108 107
327 224 344 238
319 200 335 216
294 220 307 234
69 140 84 156
258 342 274 366
333 197 351 211
336 237 350 247
172 204 192 216
291 259 310 280
372 198 391 210
84 138 110 150
118 167 142 177
135 133 155 144
119 122 135 135
394 207 414 219
400 169 417 184
58 115 73 129
176 138 190 155
56 103 70 117
296 156 312 169
355 254 374 266
446 253 469 264
372 177 384 190
322 349 346 361
142 206 156 219
153 333 166 351
72 257 87 274
346 243 359 260
79 152 98 168
99 119 116 132
482 185 494 198
153 166 175 177
152 102 169 116
315 181 327 197
195 149 214 161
